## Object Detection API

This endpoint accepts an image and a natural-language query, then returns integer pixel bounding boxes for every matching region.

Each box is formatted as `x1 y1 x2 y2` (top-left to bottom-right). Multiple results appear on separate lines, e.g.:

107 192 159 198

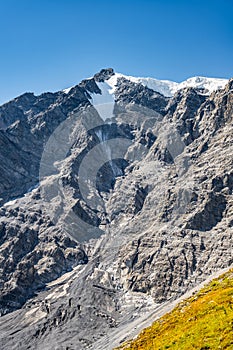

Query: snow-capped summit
96 70 228 97
70 69 228 120
63 69 228 99
63 68 228 99
176 76 228 96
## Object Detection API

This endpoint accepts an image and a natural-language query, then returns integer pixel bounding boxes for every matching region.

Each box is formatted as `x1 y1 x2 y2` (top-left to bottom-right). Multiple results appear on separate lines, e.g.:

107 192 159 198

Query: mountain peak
93 68 115 82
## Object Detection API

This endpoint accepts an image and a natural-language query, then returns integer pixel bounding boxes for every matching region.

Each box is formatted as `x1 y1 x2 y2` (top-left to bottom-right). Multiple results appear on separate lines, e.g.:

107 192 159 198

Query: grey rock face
0 86 90 205
0 195 87 316
93 68 115 82
114 77 169 114
79 78 101 94
0 70 232 349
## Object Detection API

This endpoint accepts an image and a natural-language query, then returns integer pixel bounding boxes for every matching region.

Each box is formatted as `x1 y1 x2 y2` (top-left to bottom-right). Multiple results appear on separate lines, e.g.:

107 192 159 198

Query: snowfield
105 72 228 97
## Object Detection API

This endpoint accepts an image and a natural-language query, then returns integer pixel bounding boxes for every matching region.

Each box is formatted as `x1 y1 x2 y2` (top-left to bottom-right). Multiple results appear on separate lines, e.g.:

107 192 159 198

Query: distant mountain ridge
64 69 228 97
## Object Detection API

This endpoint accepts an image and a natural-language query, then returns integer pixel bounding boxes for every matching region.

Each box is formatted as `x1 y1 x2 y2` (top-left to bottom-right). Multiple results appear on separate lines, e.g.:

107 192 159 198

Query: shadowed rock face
94 68 115 82
0 69 232 350
0 86 90 205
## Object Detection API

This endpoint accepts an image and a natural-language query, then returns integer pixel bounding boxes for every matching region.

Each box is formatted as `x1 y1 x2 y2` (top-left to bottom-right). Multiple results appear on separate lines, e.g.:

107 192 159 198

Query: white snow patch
89 82 115 120
3 198 18 207
63 86 73 94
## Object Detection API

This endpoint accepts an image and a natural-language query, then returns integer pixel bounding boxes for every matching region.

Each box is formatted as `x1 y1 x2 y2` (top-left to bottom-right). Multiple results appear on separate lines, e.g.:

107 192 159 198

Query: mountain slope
0 68 232 350
116 268 233 350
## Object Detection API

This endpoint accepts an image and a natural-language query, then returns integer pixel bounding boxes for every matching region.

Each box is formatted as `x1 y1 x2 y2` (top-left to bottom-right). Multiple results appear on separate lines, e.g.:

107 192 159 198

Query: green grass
116 269 233 350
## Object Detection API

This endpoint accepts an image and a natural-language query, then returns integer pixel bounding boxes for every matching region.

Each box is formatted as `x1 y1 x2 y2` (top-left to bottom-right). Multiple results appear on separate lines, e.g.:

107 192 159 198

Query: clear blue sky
0 0 232 104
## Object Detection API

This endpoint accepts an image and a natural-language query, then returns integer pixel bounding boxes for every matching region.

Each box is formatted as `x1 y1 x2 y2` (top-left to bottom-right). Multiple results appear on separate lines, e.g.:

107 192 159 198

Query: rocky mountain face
0 68 232 350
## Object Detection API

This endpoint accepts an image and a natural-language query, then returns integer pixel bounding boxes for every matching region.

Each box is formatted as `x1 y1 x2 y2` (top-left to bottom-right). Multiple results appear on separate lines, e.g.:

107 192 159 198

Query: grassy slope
116 269 233 350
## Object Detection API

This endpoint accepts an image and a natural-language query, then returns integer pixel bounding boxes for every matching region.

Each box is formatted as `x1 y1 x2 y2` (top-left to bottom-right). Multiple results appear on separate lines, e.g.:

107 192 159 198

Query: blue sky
0 0 232 104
